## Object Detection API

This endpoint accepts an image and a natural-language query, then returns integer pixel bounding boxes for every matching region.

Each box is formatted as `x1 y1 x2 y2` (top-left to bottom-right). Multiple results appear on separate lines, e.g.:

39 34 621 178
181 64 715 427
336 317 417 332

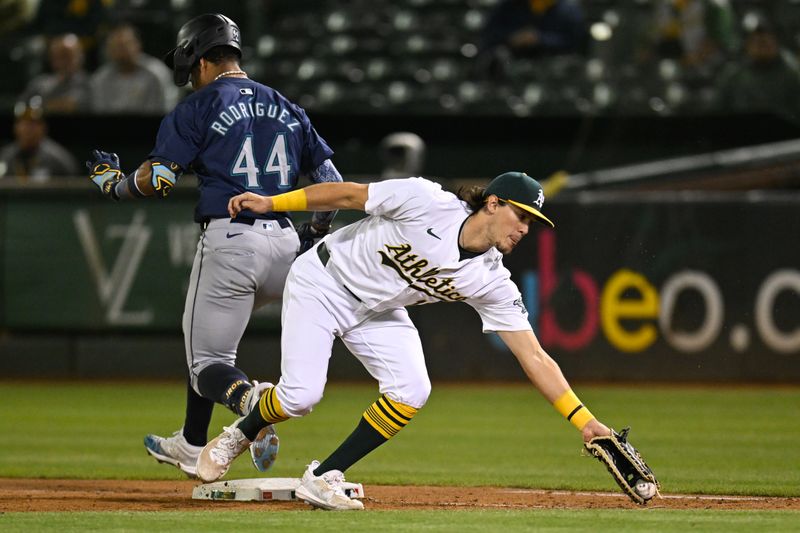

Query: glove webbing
584 427 661 505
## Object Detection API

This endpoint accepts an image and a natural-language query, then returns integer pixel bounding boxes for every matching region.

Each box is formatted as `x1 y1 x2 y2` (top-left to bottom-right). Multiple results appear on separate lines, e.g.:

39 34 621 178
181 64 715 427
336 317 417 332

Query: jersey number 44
232 134 291 188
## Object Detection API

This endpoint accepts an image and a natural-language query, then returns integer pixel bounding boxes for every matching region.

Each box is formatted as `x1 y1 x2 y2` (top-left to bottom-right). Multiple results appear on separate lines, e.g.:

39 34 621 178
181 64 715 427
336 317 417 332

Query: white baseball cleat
144 429 202 478
295 460 364 510
242 380 273 415
243 381 280 472
196 422 251 483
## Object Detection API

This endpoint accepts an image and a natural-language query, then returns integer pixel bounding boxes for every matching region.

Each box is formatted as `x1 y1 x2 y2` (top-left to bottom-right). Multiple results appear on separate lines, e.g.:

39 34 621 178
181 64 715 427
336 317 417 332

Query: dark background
2 1 800 383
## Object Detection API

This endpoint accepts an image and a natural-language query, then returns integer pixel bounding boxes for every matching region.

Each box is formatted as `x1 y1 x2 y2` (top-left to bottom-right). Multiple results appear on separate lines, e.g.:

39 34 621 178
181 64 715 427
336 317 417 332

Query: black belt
231 216 291 228
317 241 331 266
316 242 362 303
201 216 291 229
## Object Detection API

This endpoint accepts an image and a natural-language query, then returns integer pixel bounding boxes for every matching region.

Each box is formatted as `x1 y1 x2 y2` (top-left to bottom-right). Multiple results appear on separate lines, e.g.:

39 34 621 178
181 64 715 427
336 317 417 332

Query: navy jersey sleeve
293 103 334 173
148 99 204 169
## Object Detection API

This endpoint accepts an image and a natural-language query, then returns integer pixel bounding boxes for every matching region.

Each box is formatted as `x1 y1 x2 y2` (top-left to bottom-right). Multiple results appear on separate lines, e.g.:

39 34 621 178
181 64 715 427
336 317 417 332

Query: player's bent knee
406 387 431 410
391 378 431 410
275 384 323 417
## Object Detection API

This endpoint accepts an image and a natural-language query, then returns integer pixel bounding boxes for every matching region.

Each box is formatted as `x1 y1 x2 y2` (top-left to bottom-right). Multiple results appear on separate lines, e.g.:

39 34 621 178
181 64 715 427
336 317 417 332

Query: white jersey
322 177 532 332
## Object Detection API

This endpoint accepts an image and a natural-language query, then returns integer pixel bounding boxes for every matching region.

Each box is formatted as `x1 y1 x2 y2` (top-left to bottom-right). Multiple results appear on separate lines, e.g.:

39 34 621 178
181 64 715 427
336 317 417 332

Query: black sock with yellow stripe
196 363 250 415
238 386 289 441
314 394 418 475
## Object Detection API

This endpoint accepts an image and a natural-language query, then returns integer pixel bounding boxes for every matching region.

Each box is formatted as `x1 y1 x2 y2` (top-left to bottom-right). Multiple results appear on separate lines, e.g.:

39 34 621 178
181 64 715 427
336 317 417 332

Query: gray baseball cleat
144 429 202 478
243 381 280 472
295 460 364 510
196 421 251 483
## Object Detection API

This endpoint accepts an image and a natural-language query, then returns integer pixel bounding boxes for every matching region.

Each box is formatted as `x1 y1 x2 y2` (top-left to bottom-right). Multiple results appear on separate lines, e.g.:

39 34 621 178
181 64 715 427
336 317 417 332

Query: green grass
1 382 798 531
1 382 798 496
0 509 799 533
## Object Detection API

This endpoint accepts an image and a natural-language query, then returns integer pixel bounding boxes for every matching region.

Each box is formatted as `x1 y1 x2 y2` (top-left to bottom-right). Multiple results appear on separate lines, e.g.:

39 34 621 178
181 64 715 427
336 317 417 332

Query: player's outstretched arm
496 329 611 442
228 182 369 217
499 330 661 505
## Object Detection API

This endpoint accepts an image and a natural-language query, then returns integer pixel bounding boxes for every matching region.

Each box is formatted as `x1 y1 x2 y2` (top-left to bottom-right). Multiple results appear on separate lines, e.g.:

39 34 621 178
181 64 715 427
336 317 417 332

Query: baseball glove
584 427 661 505
296 222 328 256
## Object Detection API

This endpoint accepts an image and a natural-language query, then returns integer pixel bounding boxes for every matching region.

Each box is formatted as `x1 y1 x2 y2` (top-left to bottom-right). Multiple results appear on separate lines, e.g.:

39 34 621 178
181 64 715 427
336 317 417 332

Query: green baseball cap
484 172 555 228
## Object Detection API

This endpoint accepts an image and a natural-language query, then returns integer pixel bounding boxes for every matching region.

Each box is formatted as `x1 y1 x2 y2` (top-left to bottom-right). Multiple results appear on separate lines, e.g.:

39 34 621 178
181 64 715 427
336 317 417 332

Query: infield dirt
2 479 798 512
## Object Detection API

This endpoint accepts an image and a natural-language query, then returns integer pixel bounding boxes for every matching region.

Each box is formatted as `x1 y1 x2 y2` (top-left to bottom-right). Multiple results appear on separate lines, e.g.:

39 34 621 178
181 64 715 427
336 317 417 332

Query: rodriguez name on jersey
210 101 301 136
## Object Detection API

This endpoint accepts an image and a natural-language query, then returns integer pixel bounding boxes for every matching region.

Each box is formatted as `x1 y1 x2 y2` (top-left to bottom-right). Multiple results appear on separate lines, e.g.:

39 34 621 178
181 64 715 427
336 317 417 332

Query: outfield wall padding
1 187 798 381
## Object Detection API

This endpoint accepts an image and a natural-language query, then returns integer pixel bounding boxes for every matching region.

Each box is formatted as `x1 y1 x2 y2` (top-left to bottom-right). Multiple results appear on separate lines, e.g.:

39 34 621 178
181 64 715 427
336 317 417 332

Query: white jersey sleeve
468 273 533 333
365 177 440 221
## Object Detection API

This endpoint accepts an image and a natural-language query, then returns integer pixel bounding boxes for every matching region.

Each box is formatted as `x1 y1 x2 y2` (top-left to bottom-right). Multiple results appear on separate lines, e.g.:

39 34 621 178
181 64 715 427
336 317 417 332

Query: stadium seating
3 0 799 117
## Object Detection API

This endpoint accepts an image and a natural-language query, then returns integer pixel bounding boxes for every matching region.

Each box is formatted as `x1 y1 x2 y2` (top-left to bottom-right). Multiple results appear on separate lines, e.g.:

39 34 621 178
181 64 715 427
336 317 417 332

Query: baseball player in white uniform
195 172 613 510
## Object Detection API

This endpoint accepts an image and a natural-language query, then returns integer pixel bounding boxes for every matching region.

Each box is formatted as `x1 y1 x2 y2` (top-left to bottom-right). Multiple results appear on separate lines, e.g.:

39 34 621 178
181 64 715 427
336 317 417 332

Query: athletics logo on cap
534 188 544 209
484 171 554 228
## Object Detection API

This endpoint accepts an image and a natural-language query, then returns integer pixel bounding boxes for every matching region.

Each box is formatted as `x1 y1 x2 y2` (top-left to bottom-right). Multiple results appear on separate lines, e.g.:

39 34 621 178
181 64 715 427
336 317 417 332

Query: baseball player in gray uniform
86 13 341 477
194 172 613 510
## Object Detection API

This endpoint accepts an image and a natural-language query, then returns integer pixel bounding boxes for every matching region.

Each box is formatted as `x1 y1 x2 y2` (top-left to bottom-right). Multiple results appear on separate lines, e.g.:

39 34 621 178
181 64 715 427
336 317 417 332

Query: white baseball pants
276 242 432 417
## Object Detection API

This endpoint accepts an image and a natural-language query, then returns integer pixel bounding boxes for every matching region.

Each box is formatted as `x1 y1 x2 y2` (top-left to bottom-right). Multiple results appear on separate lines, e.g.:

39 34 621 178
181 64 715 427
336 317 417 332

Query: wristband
553 389 595 430
271 189 308 212
112 172 146 201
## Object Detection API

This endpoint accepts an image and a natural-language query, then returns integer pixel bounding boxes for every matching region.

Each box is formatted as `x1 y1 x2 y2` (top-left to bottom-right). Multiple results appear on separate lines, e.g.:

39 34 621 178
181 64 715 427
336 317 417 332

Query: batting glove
87 149 123 200
296 222 329 256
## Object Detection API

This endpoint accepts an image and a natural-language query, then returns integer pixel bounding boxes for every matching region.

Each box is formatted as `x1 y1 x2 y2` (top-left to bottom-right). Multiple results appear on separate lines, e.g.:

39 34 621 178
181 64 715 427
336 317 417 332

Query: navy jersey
149 77 333 222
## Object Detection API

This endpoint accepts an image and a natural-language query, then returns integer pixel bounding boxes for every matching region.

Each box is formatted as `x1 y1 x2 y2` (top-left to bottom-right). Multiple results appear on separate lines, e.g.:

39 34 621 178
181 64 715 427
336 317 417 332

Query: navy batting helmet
164 13 242 87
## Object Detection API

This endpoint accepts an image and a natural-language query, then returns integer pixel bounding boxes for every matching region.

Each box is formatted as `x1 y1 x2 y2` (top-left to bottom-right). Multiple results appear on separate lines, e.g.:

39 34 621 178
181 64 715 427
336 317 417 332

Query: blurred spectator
380 132 426 180
90 24 178 114
716 13 800 119
646 0 738 72
477 0 588 78
0 100 80 183
18 34 91 114
29 0 111 71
